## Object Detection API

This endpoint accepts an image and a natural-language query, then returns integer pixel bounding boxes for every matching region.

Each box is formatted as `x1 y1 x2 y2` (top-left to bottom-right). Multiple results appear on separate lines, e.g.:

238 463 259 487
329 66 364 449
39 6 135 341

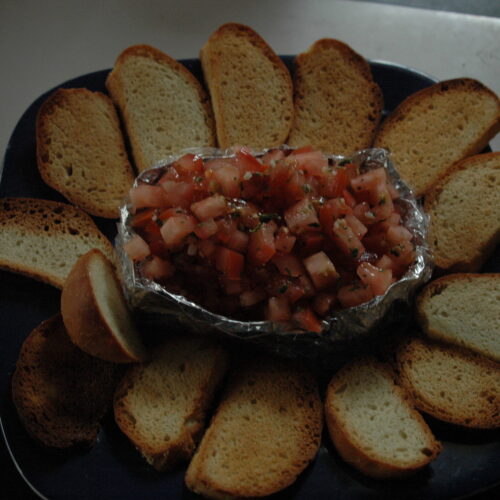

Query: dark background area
1 0 499 498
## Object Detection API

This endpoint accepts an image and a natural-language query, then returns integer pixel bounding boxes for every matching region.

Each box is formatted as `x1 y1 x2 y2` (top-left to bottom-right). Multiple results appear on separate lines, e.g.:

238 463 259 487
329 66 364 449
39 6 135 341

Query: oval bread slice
106 44 215 172
374 79 500 197
0 197 115 288
114 334 229 471
61 248 147 363
416 273 500 362
185 356 323 499
36 88 135 218
288 38 383 155
11 314 121 449
395 337 500 429
200 23 294 150
325 358 441 479
424 152 500 273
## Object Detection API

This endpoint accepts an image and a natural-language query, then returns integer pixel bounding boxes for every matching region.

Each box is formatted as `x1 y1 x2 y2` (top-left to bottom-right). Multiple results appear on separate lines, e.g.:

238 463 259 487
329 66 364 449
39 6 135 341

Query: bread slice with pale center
61 248 147 363
185 355 322 499
395 337 500 429
416 273 500 362
114 334 228 471
325 358 441 479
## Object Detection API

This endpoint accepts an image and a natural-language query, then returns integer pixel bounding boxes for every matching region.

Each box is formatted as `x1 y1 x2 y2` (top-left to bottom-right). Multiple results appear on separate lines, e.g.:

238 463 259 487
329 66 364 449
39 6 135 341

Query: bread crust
200 23 293 149
0 197 114 288
325 359 441 479
11 314 121 449
394 337 500 429
61 249 147 363
423 153 500 272
288 38 383 155
374 79 500 197
36 88 135 218
106 44 215 172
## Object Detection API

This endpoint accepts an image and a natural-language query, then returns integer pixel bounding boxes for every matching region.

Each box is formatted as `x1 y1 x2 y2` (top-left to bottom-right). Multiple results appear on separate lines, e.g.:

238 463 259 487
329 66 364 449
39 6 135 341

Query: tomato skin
215 246 245 280
235 149 267 174
131 208 157 229
292 306 322 333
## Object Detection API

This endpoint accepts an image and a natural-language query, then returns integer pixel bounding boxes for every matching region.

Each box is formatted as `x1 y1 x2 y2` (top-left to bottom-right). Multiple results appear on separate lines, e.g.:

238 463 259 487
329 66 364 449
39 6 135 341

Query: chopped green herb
259 213 279 223
230 211 241 219
302 184 312 193
278 285 288 294
308 222 321 228
351 248 359 258
338 159 351 166
194 176 204 183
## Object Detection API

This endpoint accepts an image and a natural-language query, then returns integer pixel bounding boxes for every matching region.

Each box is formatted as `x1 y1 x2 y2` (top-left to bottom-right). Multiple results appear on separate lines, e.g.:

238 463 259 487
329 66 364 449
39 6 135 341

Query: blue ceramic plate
1 58 499 500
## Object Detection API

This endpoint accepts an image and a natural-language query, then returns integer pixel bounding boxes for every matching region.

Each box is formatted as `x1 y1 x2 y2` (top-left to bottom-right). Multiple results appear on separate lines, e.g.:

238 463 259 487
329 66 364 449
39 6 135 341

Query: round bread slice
11 314 121 449
424 153 500 273
36 88 135 218
325 358 441 479
114 334 229 471
61 248 147 363
200 23 294 150
288 38 383 155
374 79 500 197
395 337 500 429
416 273 500 362
185 355 323 499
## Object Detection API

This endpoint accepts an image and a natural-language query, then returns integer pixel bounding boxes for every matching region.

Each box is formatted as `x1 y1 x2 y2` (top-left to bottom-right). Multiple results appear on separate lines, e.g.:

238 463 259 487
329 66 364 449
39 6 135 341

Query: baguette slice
395 337 500 429
288 38 383 155
200 23 293 149
61 248 147 363
114 334 228 471
11 315 121 449
373 79 500 197
36 88 135 218
0 197 115 288
106 44 215 172
185 356 322 499
424 152 500 272
416 273 500 362
325 358 441 479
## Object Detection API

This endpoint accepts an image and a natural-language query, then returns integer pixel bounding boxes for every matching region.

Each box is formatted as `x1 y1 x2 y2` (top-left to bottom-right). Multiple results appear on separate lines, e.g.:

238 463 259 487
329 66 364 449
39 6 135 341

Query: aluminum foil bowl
116 147 432 362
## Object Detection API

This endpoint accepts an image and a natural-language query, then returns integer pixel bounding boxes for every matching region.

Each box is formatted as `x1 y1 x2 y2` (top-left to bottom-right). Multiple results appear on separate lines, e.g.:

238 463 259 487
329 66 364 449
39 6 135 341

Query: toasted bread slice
416 273 500 362
0 197 115 288
424 152 500 272
325 358 441 479
113 334 228 471
288 38 383 155
373 79 500 197
395 337 500 429
185 355 322 499
61 249 147 363
106 44 215 172
200 23 293 149
11 315 121 449
36 88 135 218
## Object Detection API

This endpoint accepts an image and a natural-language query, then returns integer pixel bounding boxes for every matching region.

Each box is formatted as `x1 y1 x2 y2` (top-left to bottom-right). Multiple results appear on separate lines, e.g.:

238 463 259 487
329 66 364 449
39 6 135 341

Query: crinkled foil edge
116 147 433 360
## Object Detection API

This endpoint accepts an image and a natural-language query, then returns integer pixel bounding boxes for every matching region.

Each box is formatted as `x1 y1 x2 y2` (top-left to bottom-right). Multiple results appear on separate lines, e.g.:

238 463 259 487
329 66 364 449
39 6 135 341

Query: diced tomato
303 251 339 290
234 149 267 174
284 198 320 235
194 218 219 239
318 167 348 198
226 228 249 253
141 256 175 281
387 181 400 200
159 180 195 208
345 214 368 239
160 214 197 248
213 164 241 198
386 225 413 246
266 296 292 322
353 202 377 226
215 246 244 280
274 226 296 253
130 208 157 229
221 277 244 295
129 184 167 211
319 198 352 239
312 292 336 317
357 262 393 296
337 282 375 308
248 222 276 267
297 275 316 298
350 168 387 194
240 288 267 307
172 153 203 176
191 194 227 220
272 253 305 278
198 239 217 261
149 239 170 259
333 218 365 259
342 189 357 208
124 234 150 261
260 149 285 166
295 232 326 257
287 149 328 177
292 306 322 333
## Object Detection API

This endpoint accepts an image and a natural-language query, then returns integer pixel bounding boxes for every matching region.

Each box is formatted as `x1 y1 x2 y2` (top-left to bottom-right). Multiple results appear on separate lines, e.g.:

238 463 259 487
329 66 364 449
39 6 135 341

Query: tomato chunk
191 194 227 220
215 246 244 280
292 306 322 333
303 251 339 290
248 222 276 267
284 198 320 235
160 214 197 248
124 234 150 261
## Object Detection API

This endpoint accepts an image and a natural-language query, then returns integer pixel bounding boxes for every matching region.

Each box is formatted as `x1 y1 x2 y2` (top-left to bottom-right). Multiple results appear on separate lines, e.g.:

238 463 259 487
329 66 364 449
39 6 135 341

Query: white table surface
1 0 499 175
